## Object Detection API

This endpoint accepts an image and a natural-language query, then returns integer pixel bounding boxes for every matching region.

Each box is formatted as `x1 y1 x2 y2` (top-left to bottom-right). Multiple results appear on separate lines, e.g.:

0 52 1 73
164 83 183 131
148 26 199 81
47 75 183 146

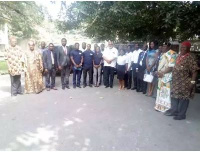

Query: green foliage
0 1 44 38
57 1 200 42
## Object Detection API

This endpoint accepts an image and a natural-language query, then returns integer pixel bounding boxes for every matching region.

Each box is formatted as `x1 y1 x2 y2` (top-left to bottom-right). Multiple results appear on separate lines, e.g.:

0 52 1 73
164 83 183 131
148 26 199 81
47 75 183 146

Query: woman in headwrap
165 41 198 120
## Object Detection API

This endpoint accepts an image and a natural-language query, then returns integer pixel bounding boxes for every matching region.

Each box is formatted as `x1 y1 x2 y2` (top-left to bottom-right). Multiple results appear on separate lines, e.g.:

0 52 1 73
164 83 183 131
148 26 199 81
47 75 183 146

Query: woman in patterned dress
165 41 198 120
154 42 177 112
24 40 45 94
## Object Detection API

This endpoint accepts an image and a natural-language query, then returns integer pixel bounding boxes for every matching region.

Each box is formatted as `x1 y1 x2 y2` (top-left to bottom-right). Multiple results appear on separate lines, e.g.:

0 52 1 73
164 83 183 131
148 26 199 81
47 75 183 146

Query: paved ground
0 74 200 151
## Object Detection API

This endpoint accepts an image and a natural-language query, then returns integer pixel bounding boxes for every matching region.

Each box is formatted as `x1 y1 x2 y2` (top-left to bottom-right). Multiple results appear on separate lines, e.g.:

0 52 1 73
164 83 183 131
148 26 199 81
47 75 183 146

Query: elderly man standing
103 41 118 88
4 36 23 96
57 38 71 90
39 41 47 55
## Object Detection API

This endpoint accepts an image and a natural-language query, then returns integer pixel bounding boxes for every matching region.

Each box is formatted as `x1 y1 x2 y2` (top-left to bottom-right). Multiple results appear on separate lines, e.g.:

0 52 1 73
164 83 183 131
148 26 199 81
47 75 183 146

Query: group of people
4 36 199 120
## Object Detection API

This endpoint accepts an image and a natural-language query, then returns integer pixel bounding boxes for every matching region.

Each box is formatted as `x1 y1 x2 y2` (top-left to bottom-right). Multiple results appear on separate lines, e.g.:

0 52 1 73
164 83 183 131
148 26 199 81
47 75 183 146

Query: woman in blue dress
145 41 158 96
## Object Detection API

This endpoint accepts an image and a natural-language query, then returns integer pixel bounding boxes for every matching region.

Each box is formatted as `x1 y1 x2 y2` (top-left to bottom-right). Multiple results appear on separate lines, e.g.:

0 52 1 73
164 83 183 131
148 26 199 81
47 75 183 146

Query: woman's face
150 42 154 49
96 47 100 52
180 45 189 55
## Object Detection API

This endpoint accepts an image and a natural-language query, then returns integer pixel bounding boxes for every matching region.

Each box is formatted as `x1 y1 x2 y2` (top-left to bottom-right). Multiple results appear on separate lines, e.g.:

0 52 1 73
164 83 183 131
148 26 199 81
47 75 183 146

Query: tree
0 1 45 38
56 1 200 42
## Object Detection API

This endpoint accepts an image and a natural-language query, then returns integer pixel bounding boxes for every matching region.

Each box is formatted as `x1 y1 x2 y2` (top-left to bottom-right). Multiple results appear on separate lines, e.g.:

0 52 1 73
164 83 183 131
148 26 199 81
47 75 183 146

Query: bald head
41 41 46 49
10 36 17 47
108 40 113 49
28 40 35 51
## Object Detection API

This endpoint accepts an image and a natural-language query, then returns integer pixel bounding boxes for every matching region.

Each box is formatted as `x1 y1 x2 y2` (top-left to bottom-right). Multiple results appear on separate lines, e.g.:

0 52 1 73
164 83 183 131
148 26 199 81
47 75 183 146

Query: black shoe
173 116 186 120
83 85 86 88
143 92 146 94
105 86 109 88
110 86 113 88
89 84 93 87
62 87 65 90
66 86 70 89
11 94 17 96
127 87 131 90
131 87 137 90
77 85 82 88
164 110 178 116
73 85 76 89
17 92 23 95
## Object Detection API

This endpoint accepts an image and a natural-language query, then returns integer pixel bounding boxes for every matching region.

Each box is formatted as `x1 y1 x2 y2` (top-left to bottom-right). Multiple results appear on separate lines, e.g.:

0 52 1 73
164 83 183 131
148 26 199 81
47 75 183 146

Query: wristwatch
191 81 196 84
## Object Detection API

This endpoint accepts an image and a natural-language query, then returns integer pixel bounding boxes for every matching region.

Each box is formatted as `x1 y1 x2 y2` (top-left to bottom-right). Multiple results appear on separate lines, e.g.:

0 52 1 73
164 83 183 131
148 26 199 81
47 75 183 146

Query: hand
78 63 82 67
136 68 138 72
147 66 151 72
157 71 164 78
58 66 62 70
45 69 48 73
107 60 112 64
189 83 195 97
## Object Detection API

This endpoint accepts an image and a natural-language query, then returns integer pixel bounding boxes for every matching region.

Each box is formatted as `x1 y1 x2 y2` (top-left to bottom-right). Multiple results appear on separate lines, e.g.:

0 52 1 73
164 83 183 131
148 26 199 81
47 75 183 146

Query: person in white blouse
102 41 118 88
131 43 142 90
117 49 128 90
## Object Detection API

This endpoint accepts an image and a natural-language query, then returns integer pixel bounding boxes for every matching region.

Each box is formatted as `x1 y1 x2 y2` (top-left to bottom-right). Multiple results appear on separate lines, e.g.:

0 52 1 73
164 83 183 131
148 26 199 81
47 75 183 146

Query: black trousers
45 68 56 88
127 70 132 89
83 67 93 85
132 63 138 88
10 75 22 95
61 65 70 88
124 73 128 87
137 78 147 93
103 66 115 87
170 97 190 118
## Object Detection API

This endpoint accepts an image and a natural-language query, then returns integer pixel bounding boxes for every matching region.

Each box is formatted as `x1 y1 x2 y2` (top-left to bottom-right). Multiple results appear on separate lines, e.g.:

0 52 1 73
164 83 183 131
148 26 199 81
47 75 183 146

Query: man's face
75 43 79 50
180 45 188 55
49 44 54 51
135 44 139 50
41 42 46 49
87 44 91 50
162 45 167 52
143 45 147 51
10 38 17 47
108 41 113 49
29 43 35 51
158 46 162 52
82 42 86 49
100 44 105 51
61 39 67 46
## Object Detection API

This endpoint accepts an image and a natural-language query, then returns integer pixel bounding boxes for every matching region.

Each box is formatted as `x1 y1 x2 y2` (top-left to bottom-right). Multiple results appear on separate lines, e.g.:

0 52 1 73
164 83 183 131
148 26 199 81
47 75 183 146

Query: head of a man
75 43 79 50
96 46 100 53
61 38 67 47
41 41 46 49
142 44 148 51
162 42 171 53
28 40 35 51
87 44 91 50
10 36 17 47
135 43 139 50
108 41 114 49
180 41 191 56
100 43 105 51
82 42 86 50
49 43 54 51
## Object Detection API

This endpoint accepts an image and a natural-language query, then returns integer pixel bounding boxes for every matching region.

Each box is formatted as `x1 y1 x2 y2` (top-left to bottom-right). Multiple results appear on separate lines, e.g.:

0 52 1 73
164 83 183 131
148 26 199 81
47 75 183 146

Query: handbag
143 72 154 83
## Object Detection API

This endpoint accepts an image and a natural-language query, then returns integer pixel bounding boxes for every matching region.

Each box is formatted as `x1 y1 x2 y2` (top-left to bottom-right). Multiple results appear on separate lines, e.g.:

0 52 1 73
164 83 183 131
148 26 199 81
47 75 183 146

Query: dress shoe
51 87 58 90
105 86 109 88
127 87 131 90
77 85 82 88
110 86 113 88
89 84 93 87
66 86 70 89
164 110 178 116
46 88 50 91
17 92 23 95
11 94 17 96
173 116 186 120
73 85 76 89
62 87 65 90
131 87 137 90
83 85 86 88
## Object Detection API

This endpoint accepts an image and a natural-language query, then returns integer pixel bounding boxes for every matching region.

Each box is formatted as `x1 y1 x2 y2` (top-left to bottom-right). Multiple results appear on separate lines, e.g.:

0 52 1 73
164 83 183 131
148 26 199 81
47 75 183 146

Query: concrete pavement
0 74 200 151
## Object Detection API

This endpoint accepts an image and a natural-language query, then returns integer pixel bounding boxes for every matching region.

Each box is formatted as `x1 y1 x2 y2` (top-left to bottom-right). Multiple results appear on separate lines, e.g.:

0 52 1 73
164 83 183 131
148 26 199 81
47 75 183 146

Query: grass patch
0 60 8 74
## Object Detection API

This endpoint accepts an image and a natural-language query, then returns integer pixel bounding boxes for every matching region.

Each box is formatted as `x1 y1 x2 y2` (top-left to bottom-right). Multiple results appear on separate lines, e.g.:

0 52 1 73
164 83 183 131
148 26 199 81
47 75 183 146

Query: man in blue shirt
83 44 94 88
70 43 83 88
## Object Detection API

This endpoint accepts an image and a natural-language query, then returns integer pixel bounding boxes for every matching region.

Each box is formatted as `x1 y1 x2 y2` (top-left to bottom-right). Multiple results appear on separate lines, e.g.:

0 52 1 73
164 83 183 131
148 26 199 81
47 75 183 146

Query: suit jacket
43 50 58 70
57 46 71 67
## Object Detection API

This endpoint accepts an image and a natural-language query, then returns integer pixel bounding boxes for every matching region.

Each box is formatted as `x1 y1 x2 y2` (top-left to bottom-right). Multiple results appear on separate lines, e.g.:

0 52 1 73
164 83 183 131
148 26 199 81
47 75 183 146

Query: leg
177 99 190 119
16 75 22 94
83 68 87 86
137 78 141 92
73 68 77 87
45 70 51 88
97 66 101 86
165 97 179 116
51 68 56 88
142 80 147 94
127 70 132 89
77 70 82 87
93 67 97 86
124 73 128 88
61 68 66 89
65 66 70 88
122 80 125 90
103 66 109 87
89 67 93 86
10 75 17 96
109 67 115 88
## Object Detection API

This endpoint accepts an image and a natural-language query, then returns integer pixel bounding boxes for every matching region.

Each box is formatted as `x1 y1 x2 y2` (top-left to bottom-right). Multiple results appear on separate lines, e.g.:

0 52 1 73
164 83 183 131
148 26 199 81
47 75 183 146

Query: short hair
163 42 171 47
75 42 79 46
49 43 54 46
28 40 35 45
9 36 16 41
61 38 67 41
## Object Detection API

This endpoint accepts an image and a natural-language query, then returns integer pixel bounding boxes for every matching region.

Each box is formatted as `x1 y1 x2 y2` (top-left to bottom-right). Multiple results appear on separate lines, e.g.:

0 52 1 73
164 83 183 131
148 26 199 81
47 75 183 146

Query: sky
36 1 73 20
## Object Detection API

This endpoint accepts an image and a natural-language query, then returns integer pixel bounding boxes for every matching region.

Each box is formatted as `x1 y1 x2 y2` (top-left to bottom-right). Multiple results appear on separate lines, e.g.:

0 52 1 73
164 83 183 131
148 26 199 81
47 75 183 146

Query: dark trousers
73 67 82 86
132 63 138 88
45 68 56 88
137 78 147 93
127 70 132 89
124 73 128 88
83 67 93 85
10 75 22 95
103 66 115 87
170 97 190 118
61 65 70 88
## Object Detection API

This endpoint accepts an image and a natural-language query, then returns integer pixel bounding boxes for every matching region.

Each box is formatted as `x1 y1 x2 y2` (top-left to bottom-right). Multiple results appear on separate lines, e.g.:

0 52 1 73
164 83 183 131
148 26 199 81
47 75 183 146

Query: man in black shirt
83 44 94 88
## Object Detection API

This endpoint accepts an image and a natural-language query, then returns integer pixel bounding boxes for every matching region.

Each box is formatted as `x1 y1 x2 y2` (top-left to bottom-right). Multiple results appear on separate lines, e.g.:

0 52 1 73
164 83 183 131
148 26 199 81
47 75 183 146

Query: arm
79 55 83 67
57 49 62 70
42 52 48 70
70 56 78 67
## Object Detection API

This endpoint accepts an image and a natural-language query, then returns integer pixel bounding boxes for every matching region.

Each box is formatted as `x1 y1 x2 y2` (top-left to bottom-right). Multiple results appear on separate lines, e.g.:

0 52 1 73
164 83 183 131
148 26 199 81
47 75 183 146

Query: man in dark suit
136 44 148 94
57 38 71 89
43 43 58 91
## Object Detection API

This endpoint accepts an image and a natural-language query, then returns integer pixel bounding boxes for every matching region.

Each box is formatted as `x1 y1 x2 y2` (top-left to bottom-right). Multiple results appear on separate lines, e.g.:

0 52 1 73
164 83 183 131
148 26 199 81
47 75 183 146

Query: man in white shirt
126 45 133 89
131 43 142 90
103 41 118 88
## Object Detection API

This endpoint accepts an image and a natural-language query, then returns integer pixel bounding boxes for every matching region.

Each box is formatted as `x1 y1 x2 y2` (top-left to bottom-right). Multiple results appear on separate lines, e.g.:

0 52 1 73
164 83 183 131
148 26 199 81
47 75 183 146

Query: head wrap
181 41 191 48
